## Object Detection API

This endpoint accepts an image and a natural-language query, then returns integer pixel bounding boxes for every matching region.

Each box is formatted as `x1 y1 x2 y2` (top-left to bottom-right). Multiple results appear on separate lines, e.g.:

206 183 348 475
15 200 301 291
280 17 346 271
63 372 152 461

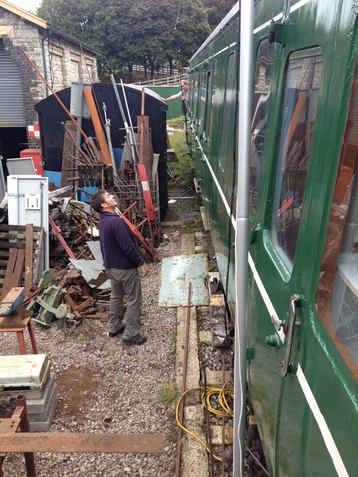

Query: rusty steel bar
175 282 191 477
83 88 112 166
21 50 103 163
0 433 165 454
0 396 37 477
199 344 214 477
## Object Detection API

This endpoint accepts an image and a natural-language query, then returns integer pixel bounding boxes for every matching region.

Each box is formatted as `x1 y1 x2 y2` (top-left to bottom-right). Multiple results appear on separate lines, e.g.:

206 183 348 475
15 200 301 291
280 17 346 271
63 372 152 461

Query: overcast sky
7 0 42 13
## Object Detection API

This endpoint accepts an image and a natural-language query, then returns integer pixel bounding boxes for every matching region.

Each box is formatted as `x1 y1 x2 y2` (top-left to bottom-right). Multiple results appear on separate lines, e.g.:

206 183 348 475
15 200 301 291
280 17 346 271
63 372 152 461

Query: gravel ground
0 204 193 476
0 190 237 477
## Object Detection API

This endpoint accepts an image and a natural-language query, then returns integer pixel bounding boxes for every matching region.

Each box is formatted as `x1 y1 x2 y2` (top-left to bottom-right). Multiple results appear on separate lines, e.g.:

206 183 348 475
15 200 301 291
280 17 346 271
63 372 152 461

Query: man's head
90 190 117 214
181 80 189 92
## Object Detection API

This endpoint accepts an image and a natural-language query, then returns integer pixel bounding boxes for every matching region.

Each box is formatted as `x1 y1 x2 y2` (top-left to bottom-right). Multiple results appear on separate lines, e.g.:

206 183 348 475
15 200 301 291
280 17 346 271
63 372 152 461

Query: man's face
101 191 117 209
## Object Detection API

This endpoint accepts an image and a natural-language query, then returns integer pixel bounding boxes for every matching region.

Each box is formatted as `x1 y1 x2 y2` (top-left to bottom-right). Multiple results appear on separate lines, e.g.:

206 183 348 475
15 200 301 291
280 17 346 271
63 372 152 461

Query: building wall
0 5 98 149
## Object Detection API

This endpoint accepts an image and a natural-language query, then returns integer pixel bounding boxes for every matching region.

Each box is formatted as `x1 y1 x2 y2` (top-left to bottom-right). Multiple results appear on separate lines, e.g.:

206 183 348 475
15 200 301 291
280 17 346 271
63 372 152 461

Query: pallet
0 224 44 299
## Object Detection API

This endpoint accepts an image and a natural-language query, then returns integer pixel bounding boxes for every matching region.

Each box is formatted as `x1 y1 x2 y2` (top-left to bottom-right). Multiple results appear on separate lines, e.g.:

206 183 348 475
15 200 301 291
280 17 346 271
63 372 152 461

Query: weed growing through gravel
106 350 117 357
158 381 179 405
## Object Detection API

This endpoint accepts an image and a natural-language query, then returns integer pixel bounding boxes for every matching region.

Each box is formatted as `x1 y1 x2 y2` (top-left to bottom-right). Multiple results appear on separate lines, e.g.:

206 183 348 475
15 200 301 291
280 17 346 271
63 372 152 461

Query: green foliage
167 117 193 188
201 0 237 30
106 349 117 357
157 381 179 404
36 0 211 77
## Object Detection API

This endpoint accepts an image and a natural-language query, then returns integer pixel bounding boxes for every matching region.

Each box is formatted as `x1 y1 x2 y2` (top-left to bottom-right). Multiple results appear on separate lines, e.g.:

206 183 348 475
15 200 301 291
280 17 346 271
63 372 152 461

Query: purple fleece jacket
98 212 144 269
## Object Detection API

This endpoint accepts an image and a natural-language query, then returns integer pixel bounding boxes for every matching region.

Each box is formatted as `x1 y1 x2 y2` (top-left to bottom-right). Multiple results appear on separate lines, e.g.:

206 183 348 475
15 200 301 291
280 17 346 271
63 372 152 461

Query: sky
6 0 42 13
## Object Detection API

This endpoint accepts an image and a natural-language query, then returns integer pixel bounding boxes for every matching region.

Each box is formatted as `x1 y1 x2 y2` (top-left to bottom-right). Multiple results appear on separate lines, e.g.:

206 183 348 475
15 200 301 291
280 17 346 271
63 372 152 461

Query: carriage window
316 58 358 379
208 60 217 142
199 70 207 127
271 49 322 271
250 39 275 212
192 73 200 119
220 52 236 171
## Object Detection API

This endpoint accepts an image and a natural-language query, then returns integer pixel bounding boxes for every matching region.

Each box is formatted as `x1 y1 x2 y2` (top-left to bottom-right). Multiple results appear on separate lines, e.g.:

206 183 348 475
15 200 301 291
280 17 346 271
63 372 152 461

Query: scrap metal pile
9 54 165 328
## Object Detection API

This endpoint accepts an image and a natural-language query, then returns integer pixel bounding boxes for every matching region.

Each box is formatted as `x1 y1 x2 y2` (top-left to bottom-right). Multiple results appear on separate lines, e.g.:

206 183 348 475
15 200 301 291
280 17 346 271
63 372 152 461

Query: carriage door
248 47 322 475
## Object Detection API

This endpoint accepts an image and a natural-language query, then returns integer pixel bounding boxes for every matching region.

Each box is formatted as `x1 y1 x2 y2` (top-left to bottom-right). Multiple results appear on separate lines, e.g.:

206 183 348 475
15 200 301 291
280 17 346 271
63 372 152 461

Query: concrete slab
159 254 208 307
210 425 234 445
200 206 210 232
27 372 58 421
181 234 195 255
204 370 233 388
176 307 200 394
181 405 208 477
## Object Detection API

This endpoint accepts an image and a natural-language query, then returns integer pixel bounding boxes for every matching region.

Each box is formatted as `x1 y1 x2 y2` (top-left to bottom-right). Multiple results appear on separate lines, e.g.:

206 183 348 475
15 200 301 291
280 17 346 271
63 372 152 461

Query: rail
129 75 188 87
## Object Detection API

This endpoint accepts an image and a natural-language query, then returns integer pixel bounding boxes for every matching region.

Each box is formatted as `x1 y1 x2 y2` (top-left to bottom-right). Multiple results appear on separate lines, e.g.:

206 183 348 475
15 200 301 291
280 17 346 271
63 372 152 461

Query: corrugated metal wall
146 86 185 120
0 41 25 127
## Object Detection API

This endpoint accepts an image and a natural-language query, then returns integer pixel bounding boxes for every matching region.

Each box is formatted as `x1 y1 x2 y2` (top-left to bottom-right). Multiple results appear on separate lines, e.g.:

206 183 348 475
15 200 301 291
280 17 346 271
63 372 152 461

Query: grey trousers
105 267 143 340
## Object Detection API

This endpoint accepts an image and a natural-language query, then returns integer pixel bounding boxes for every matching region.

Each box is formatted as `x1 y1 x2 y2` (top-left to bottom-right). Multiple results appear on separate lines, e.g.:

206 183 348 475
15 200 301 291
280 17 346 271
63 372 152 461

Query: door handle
280 294 300 377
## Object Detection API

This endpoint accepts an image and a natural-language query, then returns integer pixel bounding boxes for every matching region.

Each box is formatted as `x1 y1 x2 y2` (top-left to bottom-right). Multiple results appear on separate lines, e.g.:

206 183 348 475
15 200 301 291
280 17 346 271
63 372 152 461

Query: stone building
0 0 99 163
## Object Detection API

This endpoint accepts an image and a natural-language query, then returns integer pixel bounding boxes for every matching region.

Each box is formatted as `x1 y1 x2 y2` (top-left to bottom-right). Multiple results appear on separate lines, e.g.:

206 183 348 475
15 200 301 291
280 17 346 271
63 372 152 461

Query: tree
201 0 237 31
36 0 211 77
167 0 211 71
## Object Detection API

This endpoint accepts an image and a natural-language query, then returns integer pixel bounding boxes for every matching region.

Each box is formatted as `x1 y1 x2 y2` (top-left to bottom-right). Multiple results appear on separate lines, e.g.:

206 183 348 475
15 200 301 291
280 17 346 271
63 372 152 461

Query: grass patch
158 381 179 404
167 117 194 190
106 350 117 357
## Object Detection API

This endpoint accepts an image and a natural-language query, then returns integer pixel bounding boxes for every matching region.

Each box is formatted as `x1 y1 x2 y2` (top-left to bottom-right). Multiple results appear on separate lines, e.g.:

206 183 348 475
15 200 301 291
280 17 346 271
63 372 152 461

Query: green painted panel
159 253 208 307
146 86 186 120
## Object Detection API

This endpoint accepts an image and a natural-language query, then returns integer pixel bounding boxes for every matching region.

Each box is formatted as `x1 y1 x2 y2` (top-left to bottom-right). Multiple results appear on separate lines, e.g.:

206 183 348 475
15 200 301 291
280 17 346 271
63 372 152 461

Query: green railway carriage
187 0 358 475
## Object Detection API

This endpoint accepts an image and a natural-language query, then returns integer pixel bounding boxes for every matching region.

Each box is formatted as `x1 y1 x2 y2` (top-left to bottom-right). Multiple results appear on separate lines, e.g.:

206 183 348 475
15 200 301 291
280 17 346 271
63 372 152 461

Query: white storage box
0 354 50 399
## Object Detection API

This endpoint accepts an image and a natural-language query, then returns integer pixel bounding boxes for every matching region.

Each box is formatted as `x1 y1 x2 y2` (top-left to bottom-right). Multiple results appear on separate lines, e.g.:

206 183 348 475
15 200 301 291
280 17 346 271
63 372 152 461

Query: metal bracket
280 294 300 377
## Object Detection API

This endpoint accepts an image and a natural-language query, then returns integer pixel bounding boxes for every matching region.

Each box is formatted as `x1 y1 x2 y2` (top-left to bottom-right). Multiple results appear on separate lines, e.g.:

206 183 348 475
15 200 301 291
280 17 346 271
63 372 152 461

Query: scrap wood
82 312 108 321
62 293 82 319
23 288 42 308
0 249 25 302
25 223 34 298
49 215 76 260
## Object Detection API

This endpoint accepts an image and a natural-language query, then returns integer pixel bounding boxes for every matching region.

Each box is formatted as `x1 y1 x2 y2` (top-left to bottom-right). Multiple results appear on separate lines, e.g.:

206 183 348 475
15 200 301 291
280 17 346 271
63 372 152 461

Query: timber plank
0 433 165 454
0 225 44 291
0 249 25 301
25 224 34 297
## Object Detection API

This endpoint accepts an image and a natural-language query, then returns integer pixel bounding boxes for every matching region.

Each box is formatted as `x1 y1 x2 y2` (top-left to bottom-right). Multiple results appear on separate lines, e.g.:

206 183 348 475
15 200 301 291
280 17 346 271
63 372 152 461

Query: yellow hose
175 381 234 462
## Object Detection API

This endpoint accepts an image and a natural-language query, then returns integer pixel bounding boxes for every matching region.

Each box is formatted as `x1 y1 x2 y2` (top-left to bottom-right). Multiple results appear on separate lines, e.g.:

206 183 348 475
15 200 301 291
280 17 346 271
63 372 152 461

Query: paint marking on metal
296 365 349 477
248 253 285 342
192 136 235 230
254 0 312 34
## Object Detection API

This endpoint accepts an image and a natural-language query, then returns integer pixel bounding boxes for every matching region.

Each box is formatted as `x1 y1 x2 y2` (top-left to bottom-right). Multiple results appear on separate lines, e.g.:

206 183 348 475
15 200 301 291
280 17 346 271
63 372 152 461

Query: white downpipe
233 0 254 476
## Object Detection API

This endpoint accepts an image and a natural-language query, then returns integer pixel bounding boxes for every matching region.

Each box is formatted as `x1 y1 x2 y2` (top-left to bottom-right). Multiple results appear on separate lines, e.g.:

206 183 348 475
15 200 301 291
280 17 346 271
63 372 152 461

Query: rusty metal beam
0 433 165 454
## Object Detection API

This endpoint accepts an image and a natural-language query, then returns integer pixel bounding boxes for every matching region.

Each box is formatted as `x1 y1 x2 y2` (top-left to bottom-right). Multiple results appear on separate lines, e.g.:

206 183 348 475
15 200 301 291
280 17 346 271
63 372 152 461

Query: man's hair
90 190 106 214
181 80 188 86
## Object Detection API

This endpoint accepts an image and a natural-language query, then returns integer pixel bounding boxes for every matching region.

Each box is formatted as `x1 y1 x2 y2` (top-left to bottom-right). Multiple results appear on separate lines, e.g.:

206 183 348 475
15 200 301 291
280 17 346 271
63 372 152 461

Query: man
162 80 189 103
90 190 149 345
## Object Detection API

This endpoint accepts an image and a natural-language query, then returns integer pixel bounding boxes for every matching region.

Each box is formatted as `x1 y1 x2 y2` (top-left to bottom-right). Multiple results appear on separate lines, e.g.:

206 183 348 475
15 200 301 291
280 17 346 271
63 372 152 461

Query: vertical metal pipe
120 79 139 157
110 74 138 163
233 1 254 476
41 31 50 97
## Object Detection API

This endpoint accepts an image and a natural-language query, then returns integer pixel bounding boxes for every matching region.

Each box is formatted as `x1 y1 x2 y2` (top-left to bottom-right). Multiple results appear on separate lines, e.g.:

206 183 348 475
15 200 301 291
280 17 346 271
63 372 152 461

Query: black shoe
122 334 147 346
108 324 126 337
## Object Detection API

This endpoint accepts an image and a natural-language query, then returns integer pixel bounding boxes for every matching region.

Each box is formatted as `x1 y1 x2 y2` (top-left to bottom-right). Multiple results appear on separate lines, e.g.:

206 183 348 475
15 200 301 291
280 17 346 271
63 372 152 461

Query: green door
248 33 358 474
247 44 353 476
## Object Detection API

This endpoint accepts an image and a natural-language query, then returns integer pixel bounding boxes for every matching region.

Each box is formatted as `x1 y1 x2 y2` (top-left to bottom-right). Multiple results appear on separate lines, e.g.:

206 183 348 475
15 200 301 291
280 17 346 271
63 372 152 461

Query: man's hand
140 263 149 277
